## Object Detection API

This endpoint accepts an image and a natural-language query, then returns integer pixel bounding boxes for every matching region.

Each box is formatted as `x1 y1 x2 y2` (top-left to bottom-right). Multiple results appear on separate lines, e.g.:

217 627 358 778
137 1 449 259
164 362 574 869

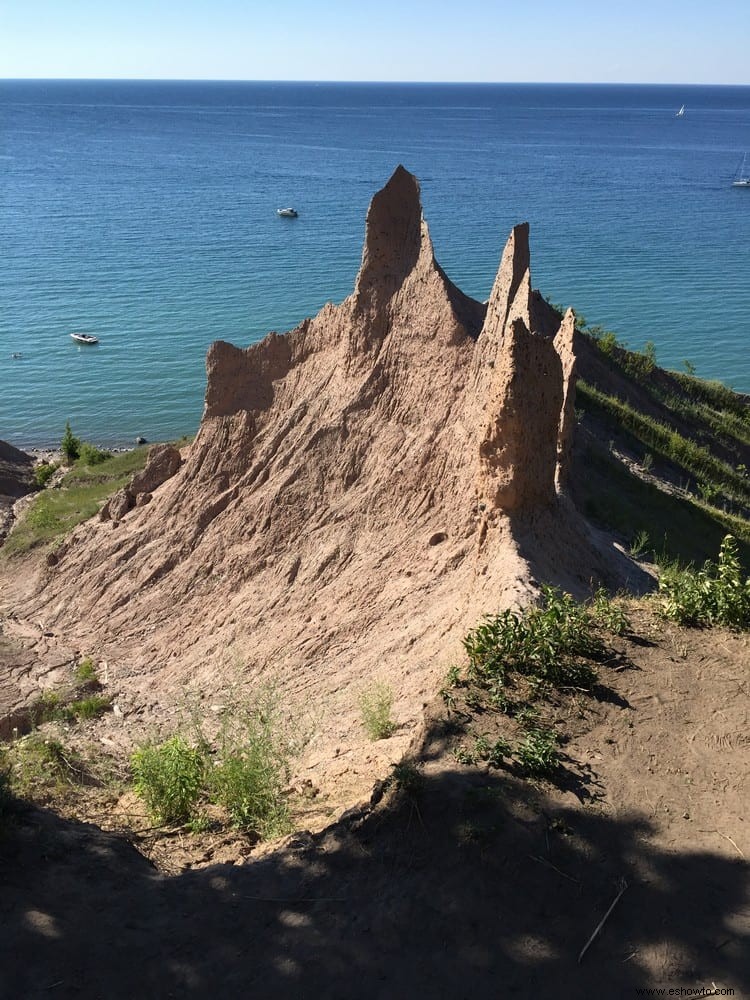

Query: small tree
61 421 81 464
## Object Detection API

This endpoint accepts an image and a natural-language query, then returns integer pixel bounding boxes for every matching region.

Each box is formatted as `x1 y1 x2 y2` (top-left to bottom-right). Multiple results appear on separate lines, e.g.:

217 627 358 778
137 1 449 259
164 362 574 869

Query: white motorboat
70 332 99 345
276 207 298 218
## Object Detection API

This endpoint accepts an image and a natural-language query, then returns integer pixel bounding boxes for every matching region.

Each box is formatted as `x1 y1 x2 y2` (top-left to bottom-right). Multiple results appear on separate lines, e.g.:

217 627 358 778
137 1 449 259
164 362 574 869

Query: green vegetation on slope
572 322 750 568
2 447 149 557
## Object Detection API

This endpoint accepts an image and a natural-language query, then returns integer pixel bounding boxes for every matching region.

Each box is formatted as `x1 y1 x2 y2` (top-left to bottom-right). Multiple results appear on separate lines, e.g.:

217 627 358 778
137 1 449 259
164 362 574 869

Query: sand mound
7 167 646 801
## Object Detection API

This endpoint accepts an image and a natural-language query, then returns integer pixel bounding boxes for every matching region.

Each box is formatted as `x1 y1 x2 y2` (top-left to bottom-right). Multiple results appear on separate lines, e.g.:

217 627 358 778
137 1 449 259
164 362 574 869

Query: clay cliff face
15 167 639 801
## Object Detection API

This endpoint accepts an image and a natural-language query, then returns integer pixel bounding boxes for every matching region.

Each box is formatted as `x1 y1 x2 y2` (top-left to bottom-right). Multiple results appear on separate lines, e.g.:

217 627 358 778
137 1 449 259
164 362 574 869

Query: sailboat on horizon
732 153 750 188
675 104 686 118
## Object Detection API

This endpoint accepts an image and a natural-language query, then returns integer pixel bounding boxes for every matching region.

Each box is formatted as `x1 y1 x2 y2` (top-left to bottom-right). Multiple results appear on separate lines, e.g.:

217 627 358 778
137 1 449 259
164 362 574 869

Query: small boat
675 104 686 118
731 153 750 188
70 332 99 345
276 207 298 218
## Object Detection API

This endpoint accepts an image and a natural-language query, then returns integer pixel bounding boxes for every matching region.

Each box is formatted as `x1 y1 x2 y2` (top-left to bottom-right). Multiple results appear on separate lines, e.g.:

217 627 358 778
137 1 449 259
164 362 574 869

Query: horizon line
2 77 749 88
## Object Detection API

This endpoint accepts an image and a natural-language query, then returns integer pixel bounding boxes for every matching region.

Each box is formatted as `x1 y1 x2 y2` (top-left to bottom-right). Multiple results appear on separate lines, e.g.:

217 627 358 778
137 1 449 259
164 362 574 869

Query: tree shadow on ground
1 754 747 1000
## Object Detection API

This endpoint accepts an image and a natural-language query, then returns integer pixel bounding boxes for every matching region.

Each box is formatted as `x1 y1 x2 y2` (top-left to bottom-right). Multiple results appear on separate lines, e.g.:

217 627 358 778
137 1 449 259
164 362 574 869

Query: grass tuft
359 682 396 741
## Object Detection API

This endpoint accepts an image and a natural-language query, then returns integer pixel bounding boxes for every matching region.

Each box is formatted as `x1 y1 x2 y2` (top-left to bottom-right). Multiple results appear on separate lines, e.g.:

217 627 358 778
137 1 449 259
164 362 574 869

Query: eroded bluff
22 167 641 799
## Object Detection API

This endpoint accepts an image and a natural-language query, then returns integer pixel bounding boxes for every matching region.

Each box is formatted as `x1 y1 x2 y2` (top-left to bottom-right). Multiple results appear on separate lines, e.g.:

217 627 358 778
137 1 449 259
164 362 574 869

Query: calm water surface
2 81 749 448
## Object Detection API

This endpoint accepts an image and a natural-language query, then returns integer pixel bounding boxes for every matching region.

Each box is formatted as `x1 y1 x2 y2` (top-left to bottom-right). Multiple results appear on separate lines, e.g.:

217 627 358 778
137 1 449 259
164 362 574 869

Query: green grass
578 381 750 506
5 734 88 797
2 447 149 556
67 695 112 721
74 657 99 685
577 442 750 564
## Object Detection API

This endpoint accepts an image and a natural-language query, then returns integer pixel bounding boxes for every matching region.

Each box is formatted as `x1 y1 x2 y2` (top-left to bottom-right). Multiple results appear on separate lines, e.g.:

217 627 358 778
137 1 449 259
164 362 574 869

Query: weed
515 706 541 730
131 736 206 825
591 588 631 635
29 691 63 725
463 585 601 690
0 755 12 828
78 442 113 466
453 744 477 766
641 452 654 474
68 695 111 721
629 529 651 560
657 534 750 628
473 735 512 768
74 657 99 685
8 734 87 795
516 727 561 778
34 463 57 488
209 689 296 837
359 682 396 741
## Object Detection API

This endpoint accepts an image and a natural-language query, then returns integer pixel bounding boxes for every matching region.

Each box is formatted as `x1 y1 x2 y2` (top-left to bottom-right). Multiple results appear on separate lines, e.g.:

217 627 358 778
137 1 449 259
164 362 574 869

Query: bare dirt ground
1 605 748 1000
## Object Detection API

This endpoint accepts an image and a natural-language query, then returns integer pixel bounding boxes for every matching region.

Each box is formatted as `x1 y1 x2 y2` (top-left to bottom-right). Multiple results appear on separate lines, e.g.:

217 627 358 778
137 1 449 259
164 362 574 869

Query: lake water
2 80 749 449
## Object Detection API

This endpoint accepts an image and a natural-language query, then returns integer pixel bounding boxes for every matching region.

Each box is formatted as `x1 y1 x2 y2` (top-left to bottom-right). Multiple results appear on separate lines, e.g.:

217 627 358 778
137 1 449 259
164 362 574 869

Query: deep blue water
2 80 749 449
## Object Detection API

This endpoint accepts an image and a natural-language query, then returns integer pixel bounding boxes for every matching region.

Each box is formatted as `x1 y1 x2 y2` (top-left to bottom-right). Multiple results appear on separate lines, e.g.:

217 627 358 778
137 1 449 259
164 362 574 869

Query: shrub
78 442 112 466
462 585 601 690
34 463 57 488
359 682 396 740
210 696 293 837
61 421 81 464
658 535 750 628
131 736 205 825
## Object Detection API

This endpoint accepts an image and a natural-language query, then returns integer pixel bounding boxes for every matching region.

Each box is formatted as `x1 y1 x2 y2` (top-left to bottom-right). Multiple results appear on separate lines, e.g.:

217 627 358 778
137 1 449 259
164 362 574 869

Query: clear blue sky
2 0 748 84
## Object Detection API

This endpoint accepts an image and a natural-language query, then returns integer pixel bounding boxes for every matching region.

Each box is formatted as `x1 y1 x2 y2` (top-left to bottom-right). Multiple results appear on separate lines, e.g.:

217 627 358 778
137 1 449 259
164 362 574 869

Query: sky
1 0 748 85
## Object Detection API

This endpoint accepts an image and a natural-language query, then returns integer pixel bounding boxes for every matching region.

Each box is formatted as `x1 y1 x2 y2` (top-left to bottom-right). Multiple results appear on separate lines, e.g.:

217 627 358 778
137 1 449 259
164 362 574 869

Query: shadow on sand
1 745 747 1000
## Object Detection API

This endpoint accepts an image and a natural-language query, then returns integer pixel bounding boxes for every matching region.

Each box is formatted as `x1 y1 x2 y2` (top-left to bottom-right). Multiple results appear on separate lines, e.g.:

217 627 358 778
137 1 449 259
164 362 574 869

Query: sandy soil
1 607 747 1000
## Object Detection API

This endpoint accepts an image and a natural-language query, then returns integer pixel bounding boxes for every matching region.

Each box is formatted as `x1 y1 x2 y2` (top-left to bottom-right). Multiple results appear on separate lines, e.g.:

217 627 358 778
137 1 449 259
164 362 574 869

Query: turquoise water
2 81 749 449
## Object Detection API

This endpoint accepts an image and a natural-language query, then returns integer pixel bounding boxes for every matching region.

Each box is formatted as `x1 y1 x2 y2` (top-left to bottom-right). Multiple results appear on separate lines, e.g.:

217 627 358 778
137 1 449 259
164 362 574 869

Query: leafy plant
658 535 750 628
591 588 631 635
131 736 206 825
462 585 601 690
516 727 561 778
359 682 396 740
78 442 113 466
208 688 296 837
388 759 424 796
34 462 58 488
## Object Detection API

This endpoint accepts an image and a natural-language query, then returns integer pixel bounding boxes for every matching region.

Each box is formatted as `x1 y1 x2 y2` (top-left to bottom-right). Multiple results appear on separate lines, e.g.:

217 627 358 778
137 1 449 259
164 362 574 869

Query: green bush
78 442 113 466
462 585 602 690
131 736 206 825
359 682 396 740
210 696 293 837
658 535 750 628
34 463 57 488
61 421 81 464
